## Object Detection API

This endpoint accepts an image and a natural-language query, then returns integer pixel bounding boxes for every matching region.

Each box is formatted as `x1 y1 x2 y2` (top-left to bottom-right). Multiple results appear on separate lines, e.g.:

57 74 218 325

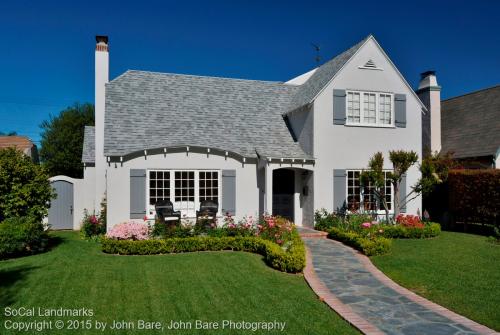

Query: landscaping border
101 235 306 273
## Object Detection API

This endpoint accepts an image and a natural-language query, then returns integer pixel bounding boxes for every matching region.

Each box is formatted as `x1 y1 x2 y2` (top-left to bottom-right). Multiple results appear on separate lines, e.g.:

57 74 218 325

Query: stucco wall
82 166 97 216
106 151 260 230
287 105 314 156
312 38 423 215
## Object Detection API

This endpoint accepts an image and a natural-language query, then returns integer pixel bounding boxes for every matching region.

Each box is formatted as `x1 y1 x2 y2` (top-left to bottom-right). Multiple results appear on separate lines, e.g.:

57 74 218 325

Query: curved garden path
298 228 498 335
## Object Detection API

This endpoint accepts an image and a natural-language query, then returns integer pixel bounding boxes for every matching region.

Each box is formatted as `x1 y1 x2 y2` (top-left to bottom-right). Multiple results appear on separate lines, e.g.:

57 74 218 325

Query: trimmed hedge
379 223 441 239
328 228 392 256
102 234 305 273
448 169 500 226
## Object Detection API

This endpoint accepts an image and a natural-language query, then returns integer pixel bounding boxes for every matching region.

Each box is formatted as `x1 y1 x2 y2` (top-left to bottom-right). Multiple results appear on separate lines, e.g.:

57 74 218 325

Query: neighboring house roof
288 36 370 110
104 70 309 159
82 126 95 163
441 85 500 158
0 135 34 152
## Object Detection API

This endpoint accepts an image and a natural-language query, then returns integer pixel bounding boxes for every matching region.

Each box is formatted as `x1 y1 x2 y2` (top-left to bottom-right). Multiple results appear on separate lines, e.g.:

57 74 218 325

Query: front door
272 169 294 221
48 180 74 229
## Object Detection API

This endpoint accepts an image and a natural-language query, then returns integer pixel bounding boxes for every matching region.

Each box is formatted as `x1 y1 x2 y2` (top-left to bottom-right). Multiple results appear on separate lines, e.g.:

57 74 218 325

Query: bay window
147 170 221 218
346 90 394 127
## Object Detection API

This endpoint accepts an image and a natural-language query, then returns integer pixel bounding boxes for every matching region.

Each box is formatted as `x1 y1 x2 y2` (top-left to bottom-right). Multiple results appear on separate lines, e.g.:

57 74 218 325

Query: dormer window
346 90 394 127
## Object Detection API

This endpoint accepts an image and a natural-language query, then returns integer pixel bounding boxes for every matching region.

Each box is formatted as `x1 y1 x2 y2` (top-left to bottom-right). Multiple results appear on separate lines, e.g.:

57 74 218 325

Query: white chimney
95 35 109 209
417 70 441 156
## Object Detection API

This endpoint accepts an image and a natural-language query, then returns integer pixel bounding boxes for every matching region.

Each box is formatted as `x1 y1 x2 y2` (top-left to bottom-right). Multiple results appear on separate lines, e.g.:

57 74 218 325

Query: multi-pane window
363 93 376 124
149 171 170 206
199 171 218 202
147 170 220 218
346 91 393 126
379 94 392 124
347 92 361 123
175 171 194 202
346 170 392 212
347 171 361 211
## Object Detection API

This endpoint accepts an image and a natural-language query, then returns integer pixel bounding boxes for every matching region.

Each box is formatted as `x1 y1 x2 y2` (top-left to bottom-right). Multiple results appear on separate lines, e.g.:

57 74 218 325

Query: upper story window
346 91 393 127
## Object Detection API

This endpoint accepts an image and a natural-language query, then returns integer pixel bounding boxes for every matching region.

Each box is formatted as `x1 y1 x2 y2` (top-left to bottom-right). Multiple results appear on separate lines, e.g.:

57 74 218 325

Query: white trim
346 90 394 127
146 169 222 219
345 169 394 215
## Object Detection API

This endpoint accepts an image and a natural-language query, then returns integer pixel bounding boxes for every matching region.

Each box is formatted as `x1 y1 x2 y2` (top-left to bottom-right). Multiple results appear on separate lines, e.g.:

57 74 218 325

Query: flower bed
102 233 305 273
315 210 441 256
102 214 305 273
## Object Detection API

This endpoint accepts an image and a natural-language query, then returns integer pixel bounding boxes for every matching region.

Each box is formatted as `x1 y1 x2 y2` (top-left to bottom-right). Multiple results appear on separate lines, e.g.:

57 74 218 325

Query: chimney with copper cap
417 70 441 156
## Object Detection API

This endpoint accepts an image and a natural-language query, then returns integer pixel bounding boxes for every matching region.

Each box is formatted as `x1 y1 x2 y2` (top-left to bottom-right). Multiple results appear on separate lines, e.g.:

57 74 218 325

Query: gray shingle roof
288 36 369 110
82 126 95 163
104 71 308 159
441 85 500 158
102 36 370 160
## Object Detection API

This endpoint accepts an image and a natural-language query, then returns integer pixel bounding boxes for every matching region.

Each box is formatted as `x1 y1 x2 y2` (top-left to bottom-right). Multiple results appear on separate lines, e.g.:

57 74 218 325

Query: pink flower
143 216 148 221
106 222 149 240
361 222 371 229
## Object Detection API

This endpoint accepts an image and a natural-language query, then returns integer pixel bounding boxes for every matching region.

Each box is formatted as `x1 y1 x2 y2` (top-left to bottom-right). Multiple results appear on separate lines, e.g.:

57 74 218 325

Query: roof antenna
311 43 321 65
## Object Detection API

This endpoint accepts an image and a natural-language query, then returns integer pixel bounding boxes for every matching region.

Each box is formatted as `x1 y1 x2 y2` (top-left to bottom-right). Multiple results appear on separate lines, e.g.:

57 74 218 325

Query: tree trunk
393 182 400 222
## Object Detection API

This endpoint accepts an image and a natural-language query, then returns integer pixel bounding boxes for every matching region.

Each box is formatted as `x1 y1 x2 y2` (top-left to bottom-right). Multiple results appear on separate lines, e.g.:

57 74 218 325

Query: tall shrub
448 169 500 226
0 148 54 222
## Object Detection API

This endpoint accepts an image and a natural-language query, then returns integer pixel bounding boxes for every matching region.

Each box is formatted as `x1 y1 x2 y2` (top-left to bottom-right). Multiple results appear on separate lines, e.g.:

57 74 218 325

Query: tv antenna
311 43 321 65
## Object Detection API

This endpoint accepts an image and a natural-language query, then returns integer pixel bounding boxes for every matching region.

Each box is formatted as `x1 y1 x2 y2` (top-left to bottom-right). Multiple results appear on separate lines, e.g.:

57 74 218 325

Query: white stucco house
73 34 431 231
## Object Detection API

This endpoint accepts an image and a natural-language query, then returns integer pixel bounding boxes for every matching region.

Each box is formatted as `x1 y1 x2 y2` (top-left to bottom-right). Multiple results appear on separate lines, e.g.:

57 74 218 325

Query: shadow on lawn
0 265 39 310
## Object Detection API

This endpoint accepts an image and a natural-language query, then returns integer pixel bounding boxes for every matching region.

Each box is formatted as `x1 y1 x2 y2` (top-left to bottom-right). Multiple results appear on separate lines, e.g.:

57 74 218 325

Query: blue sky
0 0 499 145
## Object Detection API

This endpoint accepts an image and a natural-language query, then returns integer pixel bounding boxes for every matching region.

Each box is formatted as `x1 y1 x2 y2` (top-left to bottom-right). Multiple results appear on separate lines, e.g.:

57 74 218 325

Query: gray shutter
333 89 347 125
333 169 347 212
395 94 407 128
130 169 146 219
399 174 407 213
222 170 236 216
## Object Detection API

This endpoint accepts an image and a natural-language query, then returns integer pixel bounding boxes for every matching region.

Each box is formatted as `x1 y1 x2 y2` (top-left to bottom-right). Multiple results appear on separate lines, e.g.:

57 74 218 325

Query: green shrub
368 223 441 239
448 169 500 226
0 148 54 222
328 228 392 256
101 232 305 273
314 209 343 231
0 216 49 259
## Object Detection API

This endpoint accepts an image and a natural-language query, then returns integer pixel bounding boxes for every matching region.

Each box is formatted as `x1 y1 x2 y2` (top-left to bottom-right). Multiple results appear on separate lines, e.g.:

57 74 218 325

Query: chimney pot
420 70 436 80
95 35 109 52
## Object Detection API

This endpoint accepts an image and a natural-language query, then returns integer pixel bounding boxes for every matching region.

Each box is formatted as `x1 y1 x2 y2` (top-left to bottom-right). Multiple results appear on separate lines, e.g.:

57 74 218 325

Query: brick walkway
301 235 498 335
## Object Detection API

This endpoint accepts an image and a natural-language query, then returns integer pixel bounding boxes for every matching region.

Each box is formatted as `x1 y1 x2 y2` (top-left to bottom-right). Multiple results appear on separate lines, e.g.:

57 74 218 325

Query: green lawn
0 232 358 335
371 231 500 331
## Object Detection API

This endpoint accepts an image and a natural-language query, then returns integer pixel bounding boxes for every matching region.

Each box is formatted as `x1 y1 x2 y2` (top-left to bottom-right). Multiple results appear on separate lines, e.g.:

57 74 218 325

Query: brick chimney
95 35 109 208
417 70 441 156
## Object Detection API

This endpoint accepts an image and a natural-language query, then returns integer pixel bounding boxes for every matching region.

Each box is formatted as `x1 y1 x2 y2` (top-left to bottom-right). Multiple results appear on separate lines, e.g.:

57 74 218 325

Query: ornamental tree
361 150 447 222
0 148 54 222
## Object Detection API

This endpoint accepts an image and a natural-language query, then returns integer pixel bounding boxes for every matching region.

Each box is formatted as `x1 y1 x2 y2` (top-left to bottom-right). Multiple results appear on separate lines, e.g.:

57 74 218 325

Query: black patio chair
155 200 181 226
196 200 218 224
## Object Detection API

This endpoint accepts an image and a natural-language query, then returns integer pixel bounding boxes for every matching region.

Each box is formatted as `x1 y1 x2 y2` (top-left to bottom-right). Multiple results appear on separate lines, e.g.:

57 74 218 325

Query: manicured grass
371 231 500 331
0 232 358 335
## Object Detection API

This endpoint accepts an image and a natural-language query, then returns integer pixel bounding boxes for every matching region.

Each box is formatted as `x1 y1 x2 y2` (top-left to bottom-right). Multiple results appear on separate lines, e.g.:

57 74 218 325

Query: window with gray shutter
222 170 236 216
333 89 347 125
394 94 407 128
130 169 146 219
333 169 347 212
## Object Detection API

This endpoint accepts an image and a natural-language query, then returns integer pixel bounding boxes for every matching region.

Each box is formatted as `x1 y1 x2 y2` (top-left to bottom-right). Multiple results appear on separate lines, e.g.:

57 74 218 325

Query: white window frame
345 90 394 127
146 169 222 219
345 169 393 214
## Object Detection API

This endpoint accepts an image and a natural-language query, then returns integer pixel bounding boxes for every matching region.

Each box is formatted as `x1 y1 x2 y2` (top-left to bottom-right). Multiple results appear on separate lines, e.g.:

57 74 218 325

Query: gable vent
364 59 376 68
359 59 383 70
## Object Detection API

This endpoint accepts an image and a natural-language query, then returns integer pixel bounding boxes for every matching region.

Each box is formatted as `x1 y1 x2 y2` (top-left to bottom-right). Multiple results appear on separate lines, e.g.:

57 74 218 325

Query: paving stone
303 238 480 335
